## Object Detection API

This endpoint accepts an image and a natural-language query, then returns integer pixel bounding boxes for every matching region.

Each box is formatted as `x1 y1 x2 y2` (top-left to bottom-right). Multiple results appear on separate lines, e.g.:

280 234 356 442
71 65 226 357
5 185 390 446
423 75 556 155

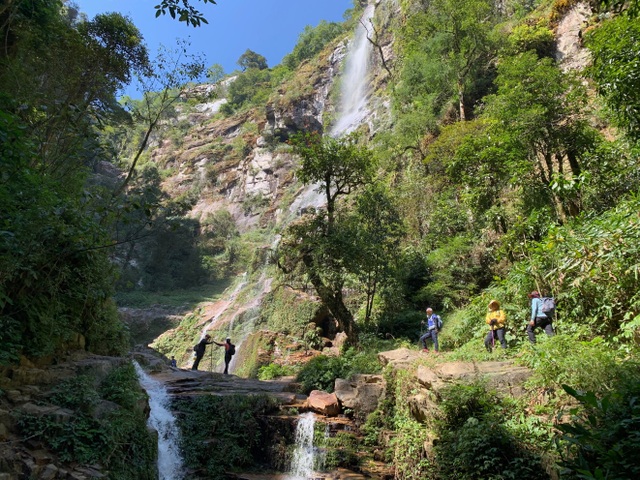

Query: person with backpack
420 307 441 353
484 299 507 352
191 334 213 370
213 337 236 374
527 291 555 344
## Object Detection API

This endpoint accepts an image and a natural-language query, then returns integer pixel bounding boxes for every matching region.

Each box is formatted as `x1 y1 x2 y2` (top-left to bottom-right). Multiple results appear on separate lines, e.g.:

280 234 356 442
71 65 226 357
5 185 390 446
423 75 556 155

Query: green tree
237 48 268 71
482 52 594 220
206 62 225 83
277 133 375 344
0 2 157 361
291 132 374 229
0 8 149 180
347 184 404 325
587 14 640 140
223 67 271 112
154 0 216 27
282 21 345 70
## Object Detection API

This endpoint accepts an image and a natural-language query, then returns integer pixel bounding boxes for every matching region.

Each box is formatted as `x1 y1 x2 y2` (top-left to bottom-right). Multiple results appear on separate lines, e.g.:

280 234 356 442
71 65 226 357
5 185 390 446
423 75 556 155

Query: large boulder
307 390 341 416
334 374 386 418
379 349 534 422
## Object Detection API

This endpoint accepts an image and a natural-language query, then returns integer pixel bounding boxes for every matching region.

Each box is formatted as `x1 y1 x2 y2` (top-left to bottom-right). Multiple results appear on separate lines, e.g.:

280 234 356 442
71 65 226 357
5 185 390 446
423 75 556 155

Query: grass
114 279 233 308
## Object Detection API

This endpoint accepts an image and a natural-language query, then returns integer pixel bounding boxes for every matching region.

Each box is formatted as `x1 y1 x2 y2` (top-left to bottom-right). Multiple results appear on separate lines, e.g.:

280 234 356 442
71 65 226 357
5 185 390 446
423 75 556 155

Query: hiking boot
422 348 429 353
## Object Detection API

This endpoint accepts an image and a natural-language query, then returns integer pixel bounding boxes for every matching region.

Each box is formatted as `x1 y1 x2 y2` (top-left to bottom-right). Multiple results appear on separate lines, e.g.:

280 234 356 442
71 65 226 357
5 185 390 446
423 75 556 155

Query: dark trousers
527 317 554 344
223 353 232 374
484 328 507 351
191 353 204 370
420 330 439 352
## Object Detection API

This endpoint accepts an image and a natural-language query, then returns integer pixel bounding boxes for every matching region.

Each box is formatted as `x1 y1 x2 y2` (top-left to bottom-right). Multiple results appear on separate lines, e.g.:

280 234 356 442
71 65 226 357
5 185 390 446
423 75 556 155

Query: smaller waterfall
133 361 184 480
200 272 248 337
288 412 318 480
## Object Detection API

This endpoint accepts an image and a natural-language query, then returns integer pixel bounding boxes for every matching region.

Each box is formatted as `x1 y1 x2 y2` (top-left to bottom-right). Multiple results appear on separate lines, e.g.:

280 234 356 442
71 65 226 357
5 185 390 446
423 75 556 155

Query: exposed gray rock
379 349 533 422
334 374 386 417
556 1 592 72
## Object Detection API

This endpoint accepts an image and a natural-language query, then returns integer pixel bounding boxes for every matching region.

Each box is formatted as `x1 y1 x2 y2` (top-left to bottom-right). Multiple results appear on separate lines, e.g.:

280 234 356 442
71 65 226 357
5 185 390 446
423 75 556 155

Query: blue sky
73 0 353 97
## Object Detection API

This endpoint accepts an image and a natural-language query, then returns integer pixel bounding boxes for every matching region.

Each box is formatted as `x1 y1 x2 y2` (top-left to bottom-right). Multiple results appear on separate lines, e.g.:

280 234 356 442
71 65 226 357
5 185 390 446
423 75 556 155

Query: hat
488 299 500 309
226 337 231 342
528 291 540 299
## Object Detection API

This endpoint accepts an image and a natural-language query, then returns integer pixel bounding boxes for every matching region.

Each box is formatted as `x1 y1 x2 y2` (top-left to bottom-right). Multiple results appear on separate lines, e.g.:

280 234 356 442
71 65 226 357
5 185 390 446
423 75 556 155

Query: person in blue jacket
527 291 554 344
420 307 440 353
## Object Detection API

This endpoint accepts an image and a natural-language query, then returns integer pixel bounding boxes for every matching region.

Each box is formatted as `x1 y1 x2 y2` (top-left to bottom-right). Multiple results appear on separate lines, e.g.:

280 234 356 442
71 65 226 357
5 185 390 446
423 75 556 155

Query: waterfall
290 3 376 215
133 361 184 480
287 412 318 480
330 3 376 137
200 272 247 337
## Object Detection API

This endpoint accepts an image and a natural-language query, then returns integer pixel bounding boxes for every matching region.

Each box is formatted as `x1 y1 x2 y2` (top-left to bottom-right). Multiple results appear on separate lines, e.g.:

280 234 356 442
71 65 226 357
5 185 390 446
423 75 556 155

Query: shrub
519 335 625 394
257 363 295 380
432 383 549 480
322 431 361 470
557 380 640 479
16 364 154 478
174 394 281 478
295 348 381 394
508 22 556 58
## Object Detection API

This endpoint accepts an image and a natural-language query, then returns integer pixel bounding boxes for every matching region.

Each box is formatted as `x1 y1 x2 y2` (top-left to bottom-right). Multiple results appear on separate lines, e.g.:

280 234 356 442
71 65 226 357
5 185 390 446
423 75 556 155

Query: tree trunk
458 82 466 121
302 253 357 345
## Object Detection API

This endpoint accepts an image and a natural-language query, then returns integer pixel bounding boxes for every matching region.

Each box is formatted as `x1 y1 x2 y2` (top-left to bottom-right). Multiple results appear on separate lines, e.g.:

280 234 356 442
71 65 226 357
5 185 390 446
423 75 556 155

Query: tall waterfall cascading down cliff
289 2 376 216
134 361 185 480
329 3 376 137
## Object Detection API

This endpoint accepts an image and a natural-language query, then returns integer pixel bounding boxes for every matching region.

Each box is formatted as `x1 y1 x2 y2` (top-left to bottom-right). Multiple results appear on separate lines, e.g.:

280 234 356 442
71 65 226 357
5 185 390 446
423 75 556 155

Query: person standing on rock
420 307 441 353
484 299 507 352
170 356 177 368
191 334 213 370
213 337 235 374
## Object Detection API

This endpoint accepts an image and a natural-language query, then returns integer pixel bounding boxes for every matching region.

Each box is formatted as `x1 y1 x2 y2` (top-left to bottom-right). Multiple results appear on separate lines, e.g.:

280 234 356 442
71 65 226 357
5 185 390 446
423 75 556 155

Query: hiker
527 291 554 344
191 334 213 370
213 338 235 374
484 299 507 352
420 307 441 353
170 356 177 368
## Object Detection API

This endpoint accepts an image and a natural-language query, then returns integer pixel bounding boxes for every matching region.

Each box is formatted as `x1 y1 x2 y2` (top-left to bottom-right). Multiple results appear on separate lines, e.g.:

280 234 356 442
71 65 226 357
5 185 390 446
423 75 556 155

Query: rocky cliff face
123 0 397 363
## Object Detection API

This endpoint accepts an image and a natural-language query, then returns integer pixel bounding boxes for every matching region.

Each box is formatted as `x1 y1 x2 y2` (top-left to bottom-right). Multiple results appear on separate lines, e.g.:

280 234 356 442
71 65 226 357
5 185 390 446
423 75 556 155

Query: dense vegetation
3 0 640 478
16 364 156 479
174 394 285 478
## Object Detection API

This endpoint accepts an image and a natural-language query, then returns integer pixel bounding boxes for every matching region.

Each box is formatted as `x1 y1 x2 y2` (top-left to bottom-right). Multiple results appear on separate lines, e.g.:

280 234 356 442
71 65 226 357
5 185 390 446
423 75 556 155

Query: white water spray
200 272 247 338
330 3 376 137
133 361 184 480
287 412 318 480
290 3 376 214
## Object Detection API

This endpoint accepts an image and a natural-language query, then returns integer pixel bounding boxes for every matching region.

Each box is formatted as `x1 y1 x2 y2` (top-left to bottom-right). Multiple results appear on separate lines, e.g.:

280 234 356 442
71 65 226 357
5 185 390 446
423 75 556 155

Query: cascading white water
287 412 318 480
133 361 185 480
200 272 247 337
330 3 376 137
291 3 376 214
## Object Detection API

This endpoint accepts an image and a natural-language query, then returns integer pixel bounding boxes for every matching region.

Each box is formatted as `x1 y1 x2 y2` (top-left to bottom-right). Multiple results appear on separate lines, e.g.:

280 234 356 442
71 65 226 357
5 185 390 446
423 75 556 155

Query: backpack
541 297 556 315
436 315 443 329
228 343 236 356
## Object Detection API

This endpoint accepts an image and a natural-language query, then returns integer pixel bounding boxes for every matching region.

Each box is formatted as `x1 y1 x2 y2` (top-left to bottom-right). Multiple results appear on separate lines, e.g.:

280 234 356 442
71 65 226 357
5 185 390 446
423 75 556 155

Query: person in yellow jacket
485 299 507 352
